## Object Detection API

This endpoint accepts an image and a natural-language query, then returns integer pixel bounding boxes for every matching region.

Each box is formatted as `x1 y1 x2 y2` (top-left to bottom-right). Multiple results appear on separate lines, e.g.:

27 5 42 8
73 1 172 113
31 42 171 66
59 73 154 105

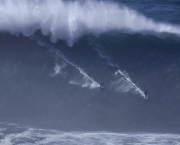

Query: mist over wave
0 0 180 46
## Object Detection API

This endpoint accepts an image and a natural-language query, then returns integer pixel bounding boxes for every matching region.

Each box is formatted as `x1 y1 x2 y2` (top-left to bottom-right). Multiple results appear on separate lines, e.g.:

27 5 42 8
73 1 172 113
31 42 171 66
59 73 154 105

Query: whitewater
0 0 179 46
1 123 180 145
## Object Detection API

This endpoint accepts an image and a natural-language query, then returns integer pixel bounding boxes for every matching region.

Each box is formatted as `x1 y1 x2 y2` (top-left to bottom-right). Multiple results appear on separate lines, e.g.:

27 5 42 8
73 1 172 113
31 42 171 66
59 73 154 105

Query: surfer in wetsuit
144 90 148 99
100 82 104 89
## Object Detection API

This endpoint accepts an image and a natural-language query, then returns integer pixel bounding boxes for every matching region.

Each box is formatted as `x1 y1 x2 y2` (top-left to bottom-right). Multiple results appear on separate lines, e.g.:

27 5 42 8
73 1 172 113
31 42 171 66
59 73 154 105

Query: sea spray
0 0 179 46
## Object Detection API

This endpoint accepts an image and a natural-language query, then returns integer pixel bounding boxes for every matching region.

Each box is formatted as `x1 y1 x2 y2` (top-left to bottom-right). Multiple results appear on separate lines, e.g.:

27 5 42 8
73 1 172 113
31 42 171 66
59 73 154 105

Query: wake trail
31 35 100 89
115 70 145 98
91 43 145 98
51 49 99 89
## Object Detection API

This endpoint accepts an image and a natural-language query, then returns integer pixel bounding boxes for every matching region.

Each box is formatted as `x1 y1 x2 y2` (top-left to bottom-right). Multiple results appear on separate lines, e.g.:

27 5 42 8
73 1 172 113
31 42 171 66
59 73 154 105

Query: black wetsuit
144 90 148 99
100 82 104 89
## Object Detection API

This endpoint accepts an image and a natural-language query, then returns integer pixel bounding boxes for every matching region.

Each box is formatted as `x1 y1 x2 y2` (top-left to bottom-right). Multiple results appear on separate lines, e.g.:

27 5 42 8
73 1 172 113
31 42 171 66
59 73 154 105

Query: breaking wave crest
0 0 180 46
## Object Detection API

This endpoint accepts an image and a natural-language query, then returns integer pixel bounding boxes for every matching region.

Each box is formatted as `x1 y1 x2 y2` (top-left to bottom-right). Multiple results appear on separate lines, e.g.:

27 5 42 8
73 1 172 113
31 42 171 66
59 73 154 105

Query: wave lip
0 0 180 46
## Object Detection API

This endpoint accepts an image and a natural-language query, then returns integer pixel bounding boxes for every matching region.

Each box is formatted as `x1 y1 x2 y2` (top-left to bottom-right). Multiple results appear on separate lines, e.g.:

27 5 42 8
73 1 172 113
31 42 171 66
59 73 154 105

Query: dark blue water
117 0 180 23
0 0 180 144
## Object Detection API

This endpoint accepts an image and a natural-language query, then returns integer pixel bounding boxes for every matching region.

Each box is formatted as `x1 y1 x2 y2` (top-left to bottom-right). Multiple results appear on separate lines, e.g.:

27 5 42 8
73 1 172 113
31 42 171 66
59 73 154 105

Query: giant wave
1 0 180 143
0 0 180 46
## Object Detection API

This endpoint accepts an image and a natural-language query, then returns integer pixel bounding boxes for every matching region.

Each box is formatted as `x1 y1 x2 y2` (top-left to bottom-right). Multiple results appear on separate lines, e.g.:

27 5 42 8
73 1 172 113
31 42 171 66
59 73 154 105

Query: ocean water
1 123 180 145
0 0 180 144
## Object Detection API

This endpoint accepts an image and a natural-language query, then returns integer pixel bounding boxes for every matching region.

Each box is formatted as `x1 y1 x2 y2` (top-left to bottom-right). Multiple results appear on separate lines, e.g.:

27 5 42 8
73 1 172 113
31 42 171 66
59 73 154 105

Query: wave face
1 31 180 133
0 0 180 46
1 0 180 144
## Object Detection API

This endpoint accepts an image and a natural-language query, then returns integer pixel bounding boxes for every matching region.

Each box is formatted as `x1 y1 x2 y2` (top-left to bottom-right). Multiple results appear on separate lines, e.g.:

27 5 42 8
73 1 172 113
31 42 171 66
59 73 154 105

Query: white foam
1 126 180 145
51 49 100 89
51 63 66 77
91 43 145 98
111 77 134 93
115 70 145 98
93 45 120 68
31 36 100 89
0 0 180 46
69 67 100 89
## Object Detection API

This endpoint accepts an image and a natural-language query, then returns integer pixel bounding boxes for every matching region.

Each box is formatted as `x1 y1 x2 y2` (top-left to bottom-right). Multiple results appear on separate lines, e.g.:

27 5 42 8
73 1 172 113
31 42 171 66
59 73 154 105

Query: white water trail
93 45 120 68
51 49 100 89
115 70 145 98
0 0 180 46
31 36 100 89
91 42 145 98
50 62 67 77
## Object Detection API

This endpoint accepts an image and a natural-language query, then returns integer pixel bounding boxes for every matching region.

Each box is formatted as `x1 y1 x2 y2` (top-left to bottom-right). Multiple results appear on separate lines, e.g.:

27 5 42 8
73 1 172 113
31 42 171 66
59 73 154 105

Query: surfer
144 90 148 99
100 82 104 89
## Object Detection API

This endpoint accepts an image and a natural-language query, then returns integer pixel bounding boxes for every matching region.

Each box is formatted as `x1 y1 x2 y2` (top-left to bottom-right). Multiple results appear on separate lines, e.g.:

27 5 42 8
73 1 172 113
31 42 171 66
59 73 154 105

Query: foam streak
91 42 145 98
115 70 145 98
31 36 99 89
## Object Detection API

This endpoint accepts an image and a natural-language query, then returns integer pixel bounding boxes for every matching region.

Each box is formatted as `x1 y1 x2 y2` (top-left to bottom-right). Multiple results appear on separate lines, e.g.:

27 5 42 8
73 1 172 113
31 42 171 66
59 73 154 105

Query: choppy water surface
0 123 180 145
